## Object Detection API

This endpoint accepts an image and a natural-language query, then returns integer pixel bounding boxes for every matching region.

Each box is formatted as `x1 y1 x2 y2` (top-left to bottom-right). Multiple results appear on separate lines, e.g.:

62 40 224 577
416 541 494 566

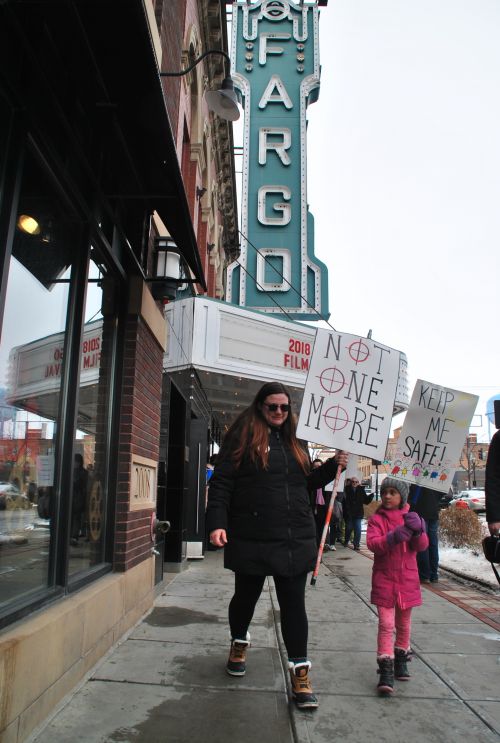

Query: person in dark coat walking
310 458 333 550
486 428 500 536
207 381 348 709
343 476 373 549
71 453 88 545
408 484 441 583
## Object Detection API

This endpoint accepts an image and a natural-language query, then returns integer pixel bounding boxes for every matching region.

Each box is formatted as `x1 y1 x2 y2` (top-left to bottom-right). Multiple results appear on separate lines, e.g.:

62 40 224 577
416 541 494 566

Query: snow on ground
439 544 498 588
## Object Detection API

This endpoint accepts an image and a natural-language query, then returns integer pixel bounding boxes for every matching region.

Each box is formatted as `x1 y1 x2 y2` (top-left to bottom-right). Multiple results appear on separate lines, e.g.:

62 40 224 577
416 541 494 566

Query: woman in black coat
207 381 347 709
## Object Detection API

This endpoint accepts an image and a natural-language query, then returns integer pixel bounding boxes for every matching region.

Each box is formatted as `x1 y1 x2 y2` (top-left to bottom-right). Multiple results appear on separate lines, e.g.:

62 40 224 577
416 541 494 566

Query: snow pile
439 545 498 588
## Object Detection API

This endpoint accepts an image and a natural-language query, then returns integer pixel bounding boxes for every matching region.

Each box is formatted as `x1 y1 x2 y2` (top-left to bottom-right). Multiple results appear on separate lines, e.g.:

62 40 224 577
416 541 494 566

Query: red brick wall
114 315 163 572
181 124 197 218
206 255 216 297
159 1 187 129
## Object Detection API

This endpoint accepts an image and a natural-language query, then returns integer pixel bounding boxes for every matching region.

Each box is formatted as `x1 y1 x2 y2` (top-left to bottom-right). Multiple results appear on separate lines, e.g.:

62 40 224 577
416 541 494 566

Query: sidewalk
28 547 500 743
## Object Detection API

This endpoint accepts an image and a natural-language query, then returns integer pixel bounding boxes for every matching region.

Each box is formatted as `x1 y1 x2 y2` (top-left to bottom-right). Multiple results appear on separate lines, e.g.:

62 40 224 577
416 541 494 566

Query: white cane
310 464 343 586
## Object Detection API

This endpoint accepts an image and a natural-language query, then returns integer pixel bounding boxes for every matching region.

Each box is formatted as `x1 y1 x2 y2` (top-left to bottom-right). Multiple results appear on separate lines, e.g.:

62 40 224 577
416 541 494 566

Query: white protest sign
388 380 479 493
296 329 400 460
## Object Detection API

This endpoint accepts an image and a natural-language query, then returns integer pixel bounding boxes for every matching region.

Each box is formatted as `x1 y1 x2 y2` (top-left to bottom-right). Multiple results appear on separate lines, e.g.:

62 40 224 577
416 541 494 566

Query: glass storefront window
0 139 119 614
68 253 115 577
0 149 74 610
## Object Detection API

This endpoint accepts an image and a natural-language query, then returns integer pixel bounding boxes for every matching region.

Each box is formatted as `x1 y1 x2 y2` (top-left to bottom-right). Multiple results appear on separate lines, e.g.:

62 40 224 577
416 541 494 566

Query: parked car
438 490 454 509
0 482 30 510
452 489 486 513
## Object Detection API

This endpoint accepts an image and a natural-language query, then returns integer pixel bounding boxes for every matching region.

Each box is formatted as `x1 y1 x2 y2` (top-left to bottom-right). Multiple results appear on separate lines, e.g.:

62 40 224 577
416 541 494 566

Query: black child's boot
394 648 412 680
376 657 394 695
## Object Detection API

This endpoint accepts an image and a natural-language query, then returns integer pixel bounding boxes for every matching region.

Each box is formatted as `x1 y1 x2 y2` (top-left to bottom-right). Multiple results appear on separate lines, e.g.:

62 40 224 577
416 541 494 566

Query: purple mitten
403 512 424 534
387 525 413 547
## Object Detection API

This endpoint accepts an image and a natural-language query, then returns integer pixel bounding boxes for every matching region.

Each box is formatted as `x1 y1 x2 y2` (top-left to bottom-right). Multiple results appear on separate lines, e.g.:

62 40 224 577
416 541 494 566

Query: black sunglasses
263 403 291 412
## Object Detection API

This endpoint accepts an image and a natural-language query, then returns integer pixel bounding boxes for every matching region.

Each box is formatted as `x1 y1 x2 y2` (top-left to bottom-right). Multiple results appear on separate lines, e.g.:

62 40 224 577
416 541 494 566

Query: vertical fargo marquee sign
227 0 329 320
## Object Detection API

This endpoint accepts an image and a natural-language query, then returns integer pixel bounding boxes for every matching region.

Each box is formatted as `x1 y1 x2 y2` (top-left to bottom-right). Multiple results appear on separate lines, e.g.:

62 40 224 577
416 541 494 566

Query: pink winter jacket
366 504 429 609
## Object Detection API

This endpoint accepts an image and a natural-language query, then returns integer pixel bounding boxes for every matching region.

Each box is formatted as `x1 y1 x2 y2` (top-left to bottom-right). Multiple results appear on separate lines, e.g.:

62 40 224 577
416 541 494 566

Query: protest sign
388 380 478 492
296 329 400 460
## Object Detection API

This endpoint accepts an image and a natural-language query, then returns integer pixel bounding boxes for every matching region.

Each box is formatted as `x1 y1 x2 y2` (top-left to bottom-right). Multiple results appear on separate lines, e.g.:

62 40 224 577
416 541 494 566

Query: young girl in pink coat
366 477 429 695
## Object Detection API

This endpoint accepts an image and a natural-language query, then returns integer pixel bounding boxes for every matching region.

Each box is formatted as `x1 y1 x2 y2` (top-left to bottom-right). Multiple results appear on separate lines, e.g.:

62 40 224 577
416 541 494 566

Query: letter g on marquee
258 186 291 226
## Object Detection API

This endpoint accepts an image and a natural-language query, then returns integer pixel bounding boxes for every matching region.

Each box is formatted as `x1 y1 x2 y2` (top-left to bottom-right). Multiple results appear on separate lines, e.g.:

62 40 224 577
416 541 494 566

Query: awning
7 299 410 436
164 297 410 431
0 0 206 288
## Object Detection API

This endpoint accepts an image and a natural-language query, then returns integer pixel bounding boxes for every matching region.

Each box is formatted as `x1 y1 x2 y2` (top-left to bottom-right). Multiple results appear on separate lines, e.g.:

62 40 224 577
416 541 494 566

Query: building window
0 139 120 622
0 145 75 612
68 252 116 577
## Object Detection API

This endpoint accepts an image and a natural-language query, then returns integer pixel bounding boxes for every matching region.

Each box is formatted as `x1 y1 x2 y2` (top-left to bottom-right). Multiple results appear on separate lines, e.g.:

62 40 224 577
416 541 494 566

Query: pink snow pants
376 605 412 657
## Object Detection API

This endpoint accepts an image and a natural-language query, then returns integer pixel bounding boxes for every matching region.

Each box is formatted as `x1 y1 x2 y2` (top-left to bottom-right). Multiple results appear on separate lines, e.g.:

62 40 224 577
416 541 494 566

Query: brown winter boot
226 634 250 676
288 661 319 709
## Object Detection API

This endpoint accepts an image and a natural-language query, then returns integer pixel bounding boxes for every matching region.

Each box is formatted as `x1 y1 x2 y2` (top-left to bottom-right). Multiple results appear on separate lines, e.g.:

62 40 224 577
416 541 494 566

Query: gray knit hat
380 477 409 505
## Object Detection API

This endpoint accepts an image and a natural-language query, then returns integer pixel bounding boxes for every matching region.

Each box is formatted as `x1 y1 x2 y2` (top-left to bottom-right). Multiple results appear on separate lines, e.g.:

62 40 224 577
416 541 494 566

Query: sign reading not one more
296 329 400 461
227 0 329 320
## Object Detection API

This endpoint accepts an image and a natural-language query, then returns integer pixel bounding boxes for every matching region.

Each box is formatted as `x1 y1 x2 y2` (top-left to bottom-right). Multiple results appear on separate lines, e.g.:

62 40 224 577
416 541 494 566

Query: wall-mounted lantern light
160 50 240 122
151 237 198 302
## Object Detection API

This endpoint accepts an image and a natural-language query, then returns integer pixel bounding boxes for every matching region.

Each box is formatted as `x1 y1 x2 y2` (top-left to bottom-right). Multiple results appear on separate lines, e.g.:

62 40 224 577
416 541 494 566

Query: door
186 417 208 558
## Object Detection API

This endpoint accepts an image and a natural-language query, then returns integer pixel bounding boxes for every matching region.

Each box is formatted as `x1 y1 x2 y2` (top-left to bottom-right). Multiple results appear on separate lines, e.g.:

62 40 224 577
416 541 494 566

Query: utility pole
465 434 477 489
371 459 381 500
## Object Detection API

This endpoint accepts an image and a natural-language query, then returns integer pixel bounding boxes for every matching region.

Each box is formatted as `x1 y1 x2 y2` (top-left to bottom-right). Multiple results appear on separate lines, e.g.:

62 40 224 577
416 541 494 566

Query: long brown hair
219 382 310 473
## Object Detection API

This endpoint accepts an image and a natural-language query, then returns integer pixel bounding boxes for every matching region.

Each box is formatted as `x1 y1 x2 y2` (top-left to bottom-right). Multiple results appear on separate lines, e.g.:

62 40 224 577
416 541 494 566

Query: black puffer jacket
206 429 339 576
486 429 500 524
344 485 373 519
408 484 441 521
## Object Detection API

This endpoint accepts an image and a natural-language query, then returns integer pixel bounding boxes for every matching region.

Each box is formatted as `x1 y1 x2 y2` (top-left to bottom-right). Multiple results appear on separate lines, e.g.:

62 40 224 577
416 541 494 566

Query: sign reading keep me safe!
296 329 400 460
388 380 479 493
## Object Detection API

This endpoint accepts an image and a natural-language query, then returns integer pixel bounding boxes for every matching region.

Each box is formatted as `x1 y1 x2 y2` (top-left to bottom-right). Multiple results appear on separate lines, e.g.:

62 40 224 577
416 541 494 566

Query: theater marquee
227 0 329 320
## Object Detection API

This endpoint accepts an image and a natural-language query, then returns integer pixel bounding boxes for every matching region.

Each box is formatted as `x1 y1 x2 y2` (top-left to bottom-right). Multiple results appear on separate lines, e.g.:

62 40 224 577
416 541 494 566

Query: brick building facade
0 2 237 740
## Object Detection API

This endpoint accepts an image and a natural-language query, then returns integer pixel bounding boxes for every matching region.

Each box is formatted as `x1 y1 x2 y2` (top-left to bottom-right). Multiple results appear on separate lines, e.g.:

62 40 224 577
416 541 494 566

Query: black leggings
229 572 309 660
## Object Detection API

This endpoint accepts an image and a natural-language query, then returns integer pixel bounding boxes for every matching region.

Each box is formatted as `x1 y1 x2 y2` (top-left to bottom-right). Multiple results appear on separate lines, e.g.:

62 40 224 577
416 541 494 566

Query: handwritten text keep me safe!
402 383 455 466
302 333 394 450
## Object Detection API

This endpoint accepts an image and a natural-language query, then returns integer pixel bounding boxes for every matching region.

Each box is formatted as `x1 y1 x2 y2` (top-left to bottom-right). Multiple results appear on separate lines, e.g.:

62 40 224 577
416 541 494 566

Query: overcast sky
231 0 499 443
4 2 498 448
301 0 500 443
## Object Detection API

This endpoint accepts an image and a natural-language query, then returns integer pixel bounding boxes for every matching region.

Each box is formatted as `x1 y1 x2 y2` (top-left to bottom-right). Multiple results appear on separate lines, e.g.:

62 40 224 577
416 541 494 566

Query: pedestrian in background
207 381 348 709
366 477 428 695
408 483 442 583
70 453 88 546
343 476 373 550
330 487 344 549
310 458 333 550
339 477 351 544
486 426 500 536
